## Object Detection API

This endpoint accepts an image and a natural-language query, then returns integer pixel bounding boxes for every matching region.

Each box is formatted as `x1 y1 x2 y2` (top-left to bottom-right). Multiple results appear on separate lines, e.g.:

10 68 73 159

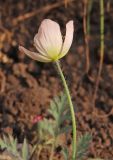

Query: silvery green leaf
76 133 92 160
60 112 71 124
9 135 18 155
0 135 19 158
0 139 6 149
22 138 29 160
38 119 55 136
59 126 71 134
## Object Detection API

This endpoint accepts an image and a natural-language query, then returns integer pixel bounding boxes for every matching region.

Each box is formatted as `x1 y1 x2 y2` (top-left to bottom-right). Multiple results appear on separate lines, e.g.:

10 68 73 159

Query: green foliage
0 135 33 160
38 118 55 137
21 138 29 160
0 94 93 160
76 133 92 160
0 135 19 158
37 93 93 160
0 93 72 160
37 92 71 142
48 92 71 136
62 133 92 160
35 93 72 158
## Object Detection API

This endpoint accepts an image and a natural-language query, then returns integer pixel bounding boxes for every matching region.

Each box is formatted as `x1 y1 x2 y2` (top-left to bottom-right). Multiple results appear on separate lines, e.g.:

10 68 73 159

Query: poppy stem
55 60 76 160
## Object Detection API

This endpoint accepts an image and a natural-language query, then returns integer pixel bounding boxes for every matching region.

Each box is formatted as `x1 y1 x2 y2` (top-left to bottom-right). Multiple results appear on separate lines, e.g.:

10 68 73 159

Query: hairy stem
55 60 76 160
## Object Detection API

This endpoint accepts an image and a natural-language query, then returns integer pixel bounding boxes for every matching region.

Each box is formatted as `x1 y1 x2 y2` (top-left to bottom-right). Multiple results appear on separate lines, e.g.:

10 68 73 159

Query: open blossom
19 19 74 62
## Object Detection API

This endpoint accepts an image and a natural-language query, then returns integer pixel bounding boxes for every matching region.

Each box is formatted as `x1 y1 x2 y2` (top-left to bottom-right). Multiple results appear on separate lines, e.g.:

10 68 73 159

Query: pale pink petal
19 46 51 62
59 21 74 59
34 19 63 59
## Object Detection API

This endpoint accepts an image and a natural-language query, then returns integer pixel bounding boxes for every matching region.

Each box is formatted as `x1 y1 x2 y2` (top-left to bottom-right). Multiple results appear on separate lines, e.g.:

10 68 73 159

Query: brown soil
0 0 113 159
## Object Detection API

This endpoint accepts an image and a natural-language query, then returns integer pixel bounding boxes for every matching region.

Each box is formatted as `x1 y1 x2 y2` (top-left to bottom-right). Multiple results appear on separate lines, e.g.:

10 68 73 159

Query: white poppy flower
19 19 74 62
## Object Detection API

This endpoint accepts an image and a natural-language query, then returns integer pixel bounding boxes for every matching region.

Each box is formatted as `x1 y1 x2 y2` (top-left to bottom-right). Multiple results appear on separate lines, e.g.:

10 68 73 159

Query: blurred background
0 0 113 159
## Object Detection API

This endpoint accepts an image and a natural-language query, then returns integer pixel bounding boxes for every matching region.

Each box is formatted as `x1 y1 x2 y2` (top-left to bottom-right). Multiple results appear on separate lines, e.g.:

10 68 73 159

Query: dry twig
83 0 90 73
12 0 73 26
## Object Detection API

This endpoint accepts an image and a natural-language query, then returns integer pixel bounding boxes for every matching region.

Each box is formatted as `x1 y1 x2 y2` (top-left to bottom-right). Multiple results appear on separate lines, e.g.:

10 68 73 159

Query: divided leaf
37 92 71 141
9 135 18 155
47 92 71 135
76 133 92 160
0 135 18 156
0 135 32 160
38 118 55 137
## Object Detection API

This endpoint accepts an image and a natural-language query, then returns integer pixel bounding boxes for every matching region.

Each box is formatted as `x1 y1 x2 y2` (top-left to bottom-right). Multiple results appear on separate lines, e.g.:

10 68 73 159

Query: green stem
55 60 76 160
